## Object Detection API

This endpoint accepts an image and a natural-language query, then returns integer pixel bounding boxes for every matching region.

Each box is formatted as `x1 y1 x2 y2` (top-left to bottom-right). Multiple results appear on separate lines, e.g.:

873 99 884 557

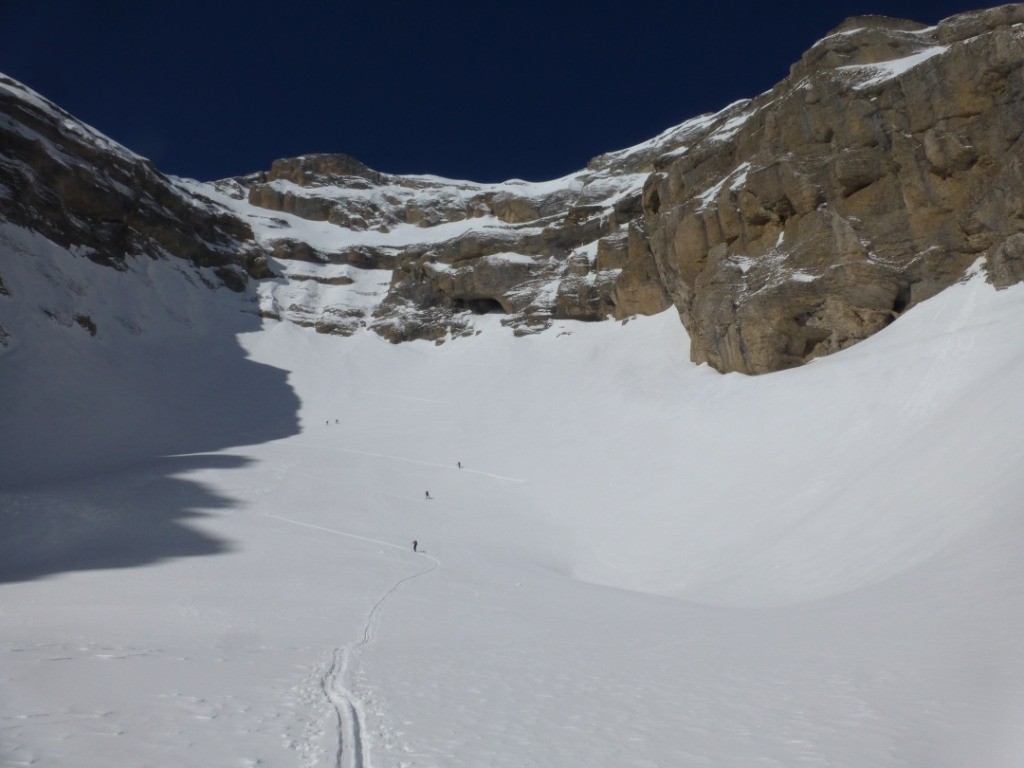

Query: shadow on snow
0 294 301 584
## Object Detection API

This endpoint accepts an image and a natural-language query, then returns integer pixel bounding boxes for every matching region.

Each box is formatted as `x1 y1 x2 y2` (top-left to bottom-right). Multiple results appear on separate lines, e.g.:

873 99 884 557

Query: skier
413 540 418 552
457 461 462 469
425 490 431 500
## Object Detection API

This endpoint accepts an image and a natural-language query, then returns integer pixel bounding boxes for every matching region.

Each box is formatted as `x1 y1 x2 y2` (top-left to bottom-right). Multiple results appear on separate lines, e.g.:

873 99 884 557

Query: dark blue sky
1 1 976 182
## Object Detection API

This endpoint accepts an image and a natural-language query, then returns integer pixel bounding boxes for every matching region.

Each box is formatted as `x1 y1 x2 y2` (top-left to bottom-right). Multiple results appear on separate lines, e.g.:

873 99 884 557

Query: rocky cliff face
0 76 270 290
642 4 1024 373
3 4 1024 373
220 146 670 342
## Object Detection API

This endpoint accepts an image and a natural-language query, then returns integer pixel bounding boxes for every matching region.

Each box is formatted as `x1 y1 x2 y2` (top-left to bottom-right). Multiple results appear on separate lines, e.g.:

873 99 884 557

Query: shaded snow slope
0 223 299 488
2 224 1024 765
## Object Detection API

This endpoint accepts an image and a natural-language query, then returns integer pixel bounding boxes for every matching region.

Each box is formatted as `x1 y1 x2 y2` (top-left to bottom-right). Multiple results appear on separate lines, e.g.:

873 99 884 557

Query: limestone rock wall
229 149 669 341
5 5 1024 372
641 4 1024 373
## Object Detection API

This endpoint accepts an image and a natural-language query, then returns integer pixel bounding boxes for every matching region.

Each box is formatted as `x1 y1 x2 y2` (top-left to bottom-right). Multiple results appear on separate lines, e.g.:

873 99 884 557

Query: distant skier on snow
457 461 462 468
412 540 418 552
425 490 431 500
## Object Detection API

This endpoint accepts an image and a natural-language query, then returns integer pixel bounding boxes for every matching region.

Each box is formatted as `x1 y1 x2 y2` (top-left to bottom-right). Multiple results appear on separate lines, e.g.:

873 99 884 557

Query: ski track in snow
361 391 450 405
265 514 407 553
377 491 430 503
267 513 437 768
287 442 527 484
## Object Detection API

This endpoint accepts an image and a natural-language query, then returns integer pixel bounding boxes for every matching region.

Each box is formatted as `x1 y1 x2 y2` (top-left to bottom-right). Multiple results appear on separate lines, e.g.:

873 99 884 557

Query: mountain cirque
3 4 1024 374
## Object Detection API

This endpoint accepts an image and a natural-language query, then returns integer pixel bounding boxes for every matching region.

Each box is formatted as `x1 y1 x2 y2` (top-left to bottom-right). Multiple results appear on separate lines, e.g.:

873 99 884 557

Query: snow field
2 237 1024 765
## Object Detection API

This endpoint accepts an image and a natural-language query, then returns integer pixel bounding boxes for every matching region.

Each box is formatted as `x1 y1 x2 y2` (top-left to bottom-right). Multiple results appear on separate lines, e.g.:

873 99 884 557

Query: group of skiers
321 417 466 554
413 460 464 551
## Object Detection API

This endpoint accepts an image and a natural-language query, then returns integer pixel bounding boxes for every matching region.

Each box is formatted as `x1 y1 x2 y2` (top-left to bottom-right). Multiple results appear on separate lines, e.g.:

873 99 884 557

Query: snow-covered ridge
0 75 143 165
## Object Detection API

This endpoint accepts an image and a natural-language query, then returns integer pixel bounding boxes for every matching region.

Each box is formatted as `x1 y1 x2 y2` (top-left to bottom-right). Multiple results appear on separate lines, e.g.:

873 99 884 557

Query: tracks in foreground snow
267 513 437 768
320 647 366 768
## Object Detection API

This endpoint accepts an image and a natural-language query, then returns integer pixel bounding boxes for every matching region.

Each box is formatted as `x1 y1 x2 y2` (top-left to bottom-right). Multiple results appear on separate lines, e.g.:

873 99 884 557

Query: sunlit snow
841 45 950 89
3 216 1024 767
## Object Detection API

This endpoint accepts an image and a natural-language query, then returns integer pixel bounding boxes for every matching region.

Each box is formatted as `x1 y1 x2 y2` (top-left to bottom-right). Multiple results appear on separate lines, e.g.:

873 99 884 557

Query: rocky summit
3 4 1024 374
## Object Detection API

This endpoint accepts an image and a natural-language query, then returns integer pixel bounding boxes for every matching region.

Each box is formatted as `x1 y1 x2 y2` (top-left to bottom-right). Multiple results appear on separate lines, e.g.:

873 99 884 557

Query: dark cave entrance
456 297 506 315
892 284 912 316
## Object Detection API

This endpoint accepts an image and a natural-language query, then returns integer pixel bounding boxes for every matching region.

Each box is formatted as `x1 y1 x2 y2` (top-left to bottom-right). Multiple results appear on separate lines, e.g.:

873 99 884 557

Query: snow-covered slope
0 223 296 487
2 222 1023 765
4 7 1024 764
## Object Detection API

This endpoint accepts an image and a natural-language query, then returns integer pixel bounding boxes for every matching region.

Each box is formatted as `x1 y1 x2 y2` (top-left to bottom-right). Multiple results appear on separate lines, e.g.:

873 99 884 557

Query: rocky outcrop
641 4 1024 373
223 148 661 341
232 4 1024 363
0 76 269 292
4 5 1024 372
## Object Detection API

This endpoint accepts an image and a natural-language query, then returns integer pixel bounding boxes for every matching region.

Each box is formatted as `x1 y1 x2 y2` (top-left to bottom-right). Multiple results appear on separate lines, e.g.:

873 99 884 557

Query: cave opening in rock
892 284 912 316
647 189 661 214
456 297 505 315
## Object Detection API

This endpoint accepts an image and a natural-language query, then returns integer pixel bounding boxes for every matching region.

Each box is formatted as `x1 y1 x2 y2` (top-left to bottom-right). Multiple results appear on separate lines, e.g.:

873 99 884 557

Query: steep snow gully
268 513 438 768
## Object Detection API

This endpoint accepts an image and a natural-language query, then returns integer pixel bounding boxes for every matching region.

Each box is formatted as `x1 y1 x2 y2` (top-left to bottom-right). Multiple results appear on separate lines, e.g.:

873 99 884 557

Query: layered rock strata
3 5 1024 373
224 150 671 342
0 76 269 291
642 4 1024 372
